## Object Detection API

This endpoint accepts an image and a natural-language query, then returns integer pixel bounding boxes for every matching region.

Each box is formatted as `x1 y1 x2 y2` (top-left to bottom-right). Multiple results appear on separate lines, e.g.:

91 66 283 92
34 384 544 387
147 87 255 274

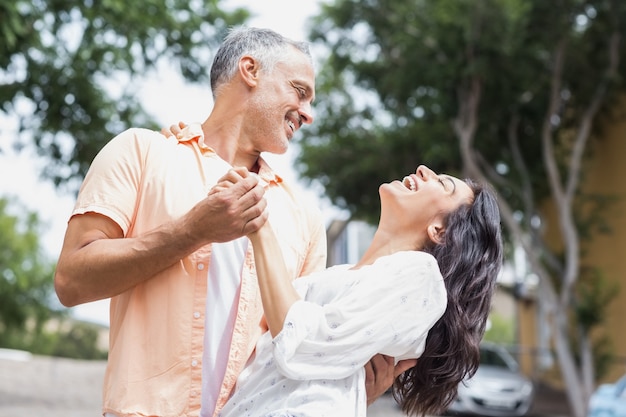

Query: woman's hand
160 121 187 138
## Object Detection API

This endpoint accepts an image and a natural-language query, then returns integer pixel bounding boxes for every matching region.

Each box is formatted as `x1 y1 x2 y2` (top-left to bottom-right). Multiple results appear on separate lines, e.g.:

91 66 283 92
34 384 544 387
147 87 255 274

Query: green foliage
568 266 617 380
301 2 626 404
49 321 108 360
0 0 252 359
0 196 108 359
0 196 84 357
575 267 618 330
590 334 614 381
0 197 56 338
569 265 616 380
0 0 249 188
298 0 626 224
484 313 516 345
576 192 621 243
2 317 108 360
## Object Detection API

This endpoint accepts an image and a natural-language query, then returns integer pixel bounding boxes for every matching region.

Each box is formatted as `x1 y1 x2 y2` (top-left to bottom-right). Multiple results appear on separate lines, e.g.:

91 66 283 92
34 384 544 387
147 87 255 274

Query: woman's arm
248 222 301 337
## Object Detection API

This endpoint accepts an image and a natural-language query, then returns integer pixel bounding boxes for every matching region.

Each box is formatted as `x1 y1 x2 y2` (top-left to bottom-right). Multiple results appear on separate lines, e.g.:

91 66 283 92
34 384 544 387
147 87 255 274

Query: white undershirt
200 237 248 417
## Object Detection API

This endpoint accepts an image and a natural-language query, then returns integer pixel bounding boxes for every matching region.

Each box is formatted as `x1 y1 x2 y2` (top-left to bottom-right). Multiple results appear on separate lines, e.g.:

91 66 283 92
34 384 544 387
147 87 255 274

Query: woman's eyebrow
444 176 457 193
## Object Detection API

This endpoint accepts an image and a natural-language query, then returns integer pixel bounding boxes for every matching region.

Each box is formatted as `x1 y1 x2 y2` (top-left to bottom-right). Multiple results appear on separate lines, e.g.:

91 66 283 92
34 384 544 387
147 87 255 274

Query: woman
219 164 503 417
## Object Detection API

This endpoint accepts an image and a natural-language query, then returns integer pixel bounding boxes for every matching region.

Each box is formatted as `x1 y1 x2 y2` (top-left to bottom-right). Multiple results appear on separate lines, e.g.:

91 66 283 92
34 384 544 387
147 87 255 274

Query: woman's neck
352 228 421 269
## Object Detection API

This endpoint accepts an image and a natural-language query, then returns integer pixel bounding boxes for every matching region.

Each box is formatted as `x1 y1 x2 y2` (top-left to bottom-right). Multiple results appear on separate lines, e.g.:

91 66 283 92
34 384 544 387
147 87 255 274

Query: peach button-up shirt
72 124 327 417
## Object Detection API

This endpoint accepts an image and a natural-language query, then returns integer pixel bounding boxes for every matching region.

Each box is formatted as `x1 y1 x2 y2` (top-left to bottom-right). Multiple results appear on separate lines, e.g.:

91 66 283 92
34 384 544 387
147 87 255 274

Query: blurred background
2 1 626 416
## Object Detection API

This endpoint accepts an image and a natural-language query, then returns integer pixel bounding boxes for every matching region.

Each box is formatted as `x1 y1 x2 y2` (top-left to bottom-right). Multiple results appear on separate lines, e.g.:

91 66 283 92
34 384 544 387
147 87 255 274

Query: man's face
245 47 316 155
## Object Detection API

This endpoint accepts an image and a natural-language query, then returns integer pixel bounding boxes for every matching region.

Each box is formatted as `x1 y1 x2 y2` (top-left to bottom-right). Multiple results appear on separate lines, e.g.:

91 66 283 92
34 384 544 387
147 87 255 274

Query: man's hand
365 355 417 406
182 167 269 244
160 123 266 240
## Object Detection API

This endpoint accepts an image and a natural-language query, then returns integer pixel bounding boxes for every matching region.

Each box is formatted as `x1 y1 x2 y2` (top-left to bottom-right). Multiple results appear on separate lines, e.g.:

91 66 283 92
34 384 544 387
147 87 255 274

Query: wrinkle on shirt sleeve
270 251 447 381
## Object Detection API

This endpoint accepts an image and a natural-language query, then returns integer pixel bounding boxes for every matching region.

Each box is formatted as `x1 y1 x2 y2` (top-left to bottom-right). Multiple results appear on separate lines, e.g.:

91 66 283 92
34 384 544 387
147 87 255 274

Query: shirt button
197 263 205 270
193 311 201 319
191 390 198 397
191 359 198 367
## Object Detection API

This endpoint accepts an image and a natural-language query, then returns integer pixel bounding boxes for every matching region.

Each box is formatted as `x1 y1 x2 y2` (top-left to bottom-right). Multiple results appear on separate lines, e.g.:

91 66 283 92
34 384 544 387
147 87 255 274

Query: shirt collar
256 156 284 186
176 123 283 186
175 123 205 145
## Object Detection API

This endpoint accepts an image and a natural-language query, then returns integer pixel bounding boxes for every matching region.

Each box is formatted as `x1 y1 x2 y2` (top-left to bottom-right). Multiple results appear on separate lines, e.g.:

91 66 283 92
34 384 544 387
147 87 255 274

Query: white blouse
218 250 447 417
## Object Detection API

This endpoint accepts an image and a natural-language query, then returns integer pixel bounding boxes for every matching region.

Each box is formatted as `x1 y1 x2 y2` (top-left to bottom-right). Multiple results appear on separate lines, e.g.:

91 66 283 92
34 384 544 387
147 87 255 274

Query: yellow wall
580 106 626 382
517 102 626 385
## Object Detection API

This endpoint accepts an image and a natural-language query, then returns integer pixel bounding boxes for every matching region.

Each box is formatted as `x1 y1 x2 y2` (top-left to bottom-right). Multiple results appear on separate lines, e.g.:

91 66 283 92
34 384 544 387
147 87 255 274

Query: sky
0 0 329 326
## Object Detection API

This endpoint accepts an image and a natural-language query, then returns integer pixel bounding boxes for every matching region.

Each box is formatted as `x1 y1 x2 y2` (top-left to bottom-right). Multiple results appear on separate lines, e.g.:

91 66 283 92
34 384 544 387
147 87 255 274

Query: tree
298 1 626 416
0 196 111 359
0 0 252 360
0 0 249 189
0 197 58 348
50 321 109 360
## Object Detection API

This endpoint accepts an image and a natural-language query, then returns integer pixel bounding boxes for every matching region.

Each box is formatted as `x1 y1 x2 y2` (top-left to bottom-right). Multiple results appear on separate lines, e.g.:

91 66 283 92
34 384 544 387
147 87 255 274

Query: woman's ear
427 223 445 245
238 55 259 87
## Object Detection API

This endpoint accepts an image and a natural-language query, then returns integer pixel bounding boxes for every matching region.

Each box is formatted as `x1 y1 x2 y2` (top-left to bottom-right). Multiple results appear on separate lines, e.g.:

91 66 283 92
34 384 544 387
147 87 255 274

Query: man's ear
239 55 259 87
427 222 445 245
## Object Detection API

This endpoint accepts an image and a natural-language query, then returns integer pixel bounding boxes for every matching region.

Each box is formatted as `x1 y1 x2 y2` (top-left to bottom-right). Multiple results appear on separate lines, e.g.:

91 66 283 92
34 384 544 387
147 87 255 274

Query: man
54 27 401 417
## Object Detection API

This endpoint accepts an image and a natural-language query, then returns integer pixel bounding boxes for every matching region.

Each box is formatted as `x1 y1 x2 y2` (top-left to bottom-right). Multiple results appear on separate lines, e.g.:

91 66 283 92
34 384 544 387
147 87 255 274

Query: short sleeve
271 251 447 380
72 128 159 235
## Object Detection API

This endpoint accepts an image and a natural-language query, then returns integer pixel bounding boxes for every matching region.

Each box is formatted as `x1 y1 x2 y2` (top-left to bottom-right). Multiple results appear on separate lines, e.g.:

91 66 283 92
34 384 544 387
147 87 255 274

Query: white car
447 342 535 416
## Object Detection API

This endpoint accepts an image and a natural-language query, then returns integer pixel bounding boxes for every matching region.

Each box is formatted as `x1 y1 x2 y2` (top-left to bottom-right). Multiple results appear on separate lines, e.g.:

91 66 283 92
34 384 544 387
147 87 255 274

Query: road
367 392 406 416
0 352 569 417
0 354 411 417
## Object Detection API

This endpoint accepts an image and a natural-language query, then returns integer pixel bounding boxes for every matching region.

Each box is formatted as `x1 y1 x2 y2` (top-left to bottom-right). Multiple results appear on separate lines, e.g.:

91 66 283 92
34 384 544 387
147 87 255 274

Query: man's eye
290 81 308 99
438 178 446 189
293 86 306 98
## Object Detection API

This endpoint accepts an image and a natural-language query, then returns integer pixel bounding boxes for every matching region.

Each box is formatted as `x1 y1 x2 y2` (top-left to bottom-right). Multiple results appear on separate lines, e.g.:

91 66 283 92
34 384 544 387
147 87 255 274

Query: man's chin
272 138 290 155
262 143 289 156
268 148 288 156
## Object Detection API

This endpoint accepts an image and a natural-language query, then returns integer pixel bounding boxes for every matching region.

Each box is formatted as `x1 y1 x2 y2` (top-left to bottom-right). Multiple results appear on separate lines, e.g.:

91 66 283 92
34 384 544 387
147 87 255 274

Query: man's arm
54 170 268 307
365 355 418 405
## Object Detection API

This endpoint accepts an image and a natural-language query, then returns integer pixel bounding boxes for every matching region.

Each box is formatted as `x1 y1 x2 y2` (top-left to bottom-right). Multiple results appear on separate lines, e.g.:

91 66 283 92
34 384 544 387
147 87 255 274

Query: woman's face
379 165 474 242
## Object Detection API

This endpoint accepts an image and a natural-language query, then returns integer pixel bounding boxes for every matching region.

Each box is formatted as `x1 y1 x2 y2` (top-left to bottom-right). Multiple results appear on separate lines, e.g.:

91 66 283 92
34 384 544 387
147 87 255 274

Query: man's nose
298 102 314 125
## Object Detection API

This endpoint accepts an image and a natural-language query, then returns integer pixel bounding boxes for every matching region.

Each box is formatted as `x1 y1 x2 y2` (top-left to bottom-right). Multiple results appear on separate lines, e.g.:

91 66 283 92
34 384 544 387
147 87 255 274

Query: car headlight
521 381 533 395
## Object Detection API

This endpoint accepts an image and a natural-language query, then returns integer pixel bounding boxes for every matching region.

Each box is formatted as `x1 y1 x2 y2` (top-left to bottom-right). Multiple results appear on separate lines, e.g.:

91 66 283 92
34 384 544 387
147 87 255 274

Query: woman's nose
416 165 436 180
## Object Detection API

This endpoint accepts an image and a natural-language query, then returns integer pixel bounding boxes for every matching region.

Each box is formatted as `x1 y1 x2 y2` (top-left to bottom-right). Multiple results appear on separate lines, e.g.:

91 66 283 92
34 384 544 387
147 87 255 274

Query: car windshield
480 347 516 370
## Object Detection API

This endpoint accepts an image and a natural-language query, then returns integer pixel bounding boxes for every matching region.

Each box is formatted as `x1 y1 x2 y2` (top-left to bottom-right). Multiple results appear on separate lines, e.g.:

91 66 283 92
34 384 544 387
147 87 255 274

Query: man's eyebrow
302 83 315 103
290 80 315 103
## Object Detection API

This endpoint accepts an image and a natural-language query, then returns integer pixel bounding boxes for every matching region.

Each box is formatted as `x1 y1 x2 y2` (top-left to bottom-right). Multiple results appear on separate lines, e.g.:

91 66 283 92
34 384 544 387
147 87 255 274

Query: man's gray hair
210 26 312 98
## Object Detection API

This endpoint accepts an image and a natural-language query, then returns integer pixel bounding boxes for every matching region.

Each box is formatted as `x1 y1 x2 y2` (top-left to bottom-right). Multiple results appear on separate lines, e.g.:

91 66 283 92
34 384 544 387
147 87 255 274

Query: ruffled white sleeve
271 251 447 380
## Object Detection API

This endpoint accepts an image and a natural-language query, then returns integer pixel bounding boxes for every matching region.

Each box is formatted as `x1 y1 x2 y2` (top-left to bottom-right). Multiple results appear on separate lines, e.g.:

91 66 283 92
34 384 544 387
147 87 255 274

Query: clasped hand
186 167 269 245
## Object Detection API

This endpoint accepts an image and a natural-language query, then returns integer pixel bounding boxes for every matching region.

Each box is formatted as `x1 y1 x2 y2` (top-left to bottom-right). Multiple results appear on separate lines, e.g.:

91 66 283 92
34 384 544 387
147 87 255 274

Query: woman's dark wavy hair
393 179 504 416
